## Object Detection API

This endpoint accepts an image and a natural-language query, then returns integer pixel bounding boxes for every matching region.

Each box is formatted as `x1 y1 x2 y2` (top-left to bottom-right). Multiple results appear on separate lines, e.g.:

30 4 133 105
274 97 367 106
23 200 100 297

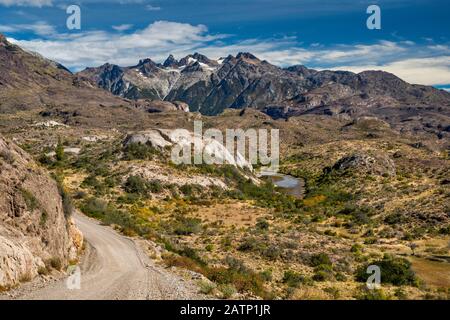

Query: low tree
55 138 65 162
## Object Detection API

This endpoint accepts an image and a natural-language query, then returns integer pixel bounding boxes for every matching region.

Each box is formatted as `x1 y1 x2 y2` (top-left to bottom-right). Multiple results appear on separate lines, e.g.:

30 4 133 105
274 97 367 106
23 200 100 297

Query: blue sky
0 0 449 88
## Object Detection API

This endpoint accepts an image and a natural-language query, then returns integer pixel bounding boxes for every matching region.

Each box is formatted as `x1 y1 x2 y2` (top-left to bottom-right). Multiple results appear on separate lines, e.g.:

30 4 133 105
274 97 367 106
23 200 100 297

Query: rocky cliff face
0 136 82 289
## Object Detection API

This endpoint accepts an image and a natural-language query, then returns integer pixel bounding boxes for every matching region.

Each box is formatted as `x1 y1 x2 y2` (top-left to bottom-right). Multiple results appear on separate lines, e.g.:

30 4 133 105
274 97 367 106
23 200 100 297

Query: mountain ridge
77 51 450 140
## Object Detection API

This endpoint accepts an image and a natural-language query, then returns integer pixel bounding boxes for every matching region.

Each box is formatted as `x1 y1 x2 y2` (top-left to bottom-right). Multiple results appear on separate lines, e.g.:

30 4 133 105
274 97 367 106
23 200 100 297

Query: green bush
283 270 312 287
147 180 163 193
53 174 73 217
220 284 237 299
124 175 149 195
310 253 332 267
355 255 416 286
55 139 65 162
355 287 391 300
123 143 159 160
180 184 202 197
384 213 406 225
173 216 202 235
199 281 216 295
237 237 259 252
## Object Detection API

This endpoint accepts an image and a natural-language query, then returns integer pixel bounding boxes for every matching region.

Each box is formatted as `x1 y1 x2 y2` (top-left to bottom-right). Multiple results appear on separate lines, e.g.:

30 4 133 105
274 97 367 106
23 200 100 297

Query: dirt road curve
16 213 200 300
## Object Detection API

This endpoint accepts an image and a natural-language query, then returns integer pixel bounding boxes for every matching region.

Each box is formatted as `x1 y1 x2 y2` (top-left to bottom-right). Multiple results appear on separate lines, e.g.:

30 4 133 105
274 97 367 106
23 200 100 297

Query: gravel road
12 213 201 300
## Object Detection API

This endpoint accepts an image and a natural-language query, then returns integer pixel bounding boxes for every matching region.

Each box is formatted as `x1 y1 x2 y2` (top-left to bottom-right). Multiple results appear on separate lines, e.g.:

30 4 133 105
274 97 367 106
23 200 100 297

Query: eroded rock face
133 100 190 113
332 153 396 177
0 136 82 289
124 129 253 171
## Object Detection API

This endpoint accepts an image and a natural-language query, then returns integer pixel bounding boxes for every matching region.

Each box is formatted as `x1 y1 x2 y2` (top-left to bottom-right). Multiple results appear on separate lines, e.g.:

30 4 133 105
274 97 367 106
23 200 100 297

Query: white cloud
8 21 226 70
0 0 52 7
330 56 450 86
112 24 134 32
146 5 161 11
6 20 450 86
0 21 56 36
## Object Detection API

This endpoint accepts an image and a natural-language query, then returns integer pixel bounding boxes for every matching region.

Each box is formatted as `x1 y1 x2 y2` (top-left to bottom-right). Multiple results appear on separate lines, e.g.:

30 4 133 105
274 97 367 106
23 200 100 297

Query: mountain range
1 33 449 140
77 50 450 138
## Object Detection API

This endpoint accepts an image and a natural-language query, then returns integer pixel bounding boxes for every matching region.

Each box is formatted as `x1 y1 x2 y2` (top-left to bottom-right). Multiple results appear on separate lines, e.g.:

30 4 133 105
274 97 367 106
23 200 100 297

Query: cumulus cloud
6 20 450 85
0 0 52 7
8 21 226 69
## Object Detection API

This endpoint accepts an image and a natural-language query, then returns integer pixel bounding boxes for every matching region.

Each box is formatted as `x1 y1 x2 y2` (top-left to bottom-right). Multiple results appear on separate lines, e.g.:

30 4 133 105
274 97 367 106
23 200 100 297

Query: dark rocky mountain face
78 51 450 139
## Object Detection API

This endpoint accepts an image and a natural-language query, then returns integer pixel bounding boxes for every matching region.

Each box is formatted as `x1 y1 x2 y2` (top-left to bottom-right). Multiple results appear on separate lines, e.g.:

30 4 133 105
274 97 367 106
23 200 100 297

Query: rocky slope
0 34 132 114
0 135 82 289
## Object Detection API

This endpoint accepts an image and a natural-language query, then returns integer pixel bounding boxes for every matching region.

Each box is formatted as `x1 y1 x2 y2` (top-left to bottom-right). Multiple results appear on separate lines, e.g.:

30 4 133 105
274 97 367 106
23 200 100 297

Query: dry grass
410 257 450 288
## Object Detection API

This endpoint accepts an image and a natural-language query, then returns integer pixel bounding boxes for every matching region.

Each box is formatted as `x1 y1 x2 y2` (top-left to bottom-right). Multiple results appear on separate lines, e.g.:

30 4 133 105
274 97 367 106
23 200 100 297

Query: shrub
165 255 205 274
38 154 54 166
384 213 406 225
123 142 158 160
180 184 202 197
310 253 332 267
80 197 109 219
238 237 259 252
439 225 450 235
199 281 216 295
259 269 273 282
20 188 39 211
262 245 282 261
355 255 416 286
124 175 148 195
147 180 163 193
355 287 391 300
256 218 270 230
53 174 73 217
220 284 237 299
173 216 202 235
40 210 48 226
48 257 62 270
283 270 312 287
351 244 363 254
55 139 65 162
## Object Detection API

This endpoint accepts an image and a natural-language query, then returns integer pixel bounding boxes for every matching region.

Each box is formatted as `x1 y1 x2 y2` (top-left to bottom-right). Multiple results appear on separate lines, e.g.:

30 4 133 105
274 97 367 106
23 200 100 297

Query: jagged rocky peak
163 54 179 68
137 58 159 67
135 58 162 74
179 52 217 67
236 52 259 60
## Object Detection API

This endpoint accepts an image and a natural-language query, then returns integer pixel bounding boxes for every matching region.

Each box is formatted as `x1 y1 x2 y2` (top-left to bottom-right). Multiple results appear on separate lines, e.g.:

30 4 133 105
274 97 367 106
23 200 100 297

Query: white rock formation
124 129 253 171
